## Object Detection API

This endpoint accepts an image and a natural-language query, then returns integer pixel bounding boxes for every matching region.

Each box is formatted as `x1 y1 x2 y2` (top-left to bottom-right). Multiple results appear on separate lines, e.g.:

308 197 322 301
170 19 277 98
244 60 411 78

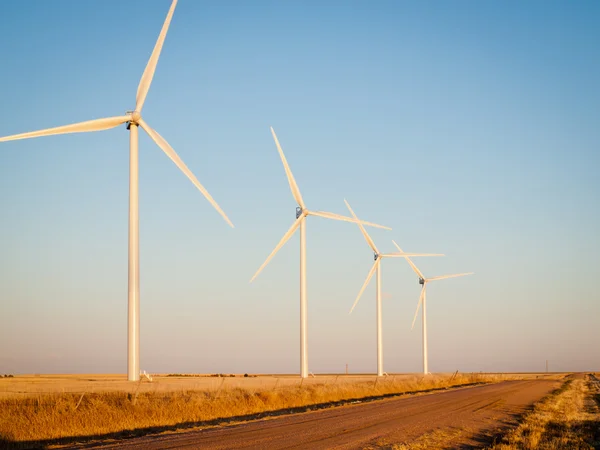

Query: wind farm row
249 128 473 378
0 0 473 381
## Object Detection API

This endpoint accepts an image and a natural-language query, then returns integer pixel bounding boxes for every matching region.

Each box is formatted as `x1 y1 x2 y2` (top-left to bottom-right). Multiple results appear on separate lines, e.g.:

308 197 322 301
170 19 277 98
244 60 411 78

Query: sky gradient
0 0 599 375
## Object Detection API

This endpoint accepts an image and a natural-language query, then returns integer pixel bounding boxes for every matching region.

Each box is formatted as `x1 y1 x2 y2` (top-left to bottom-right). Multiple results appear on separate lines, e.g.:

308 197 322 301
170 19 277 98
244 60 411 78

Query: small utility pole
345 363 348 375
546 360 548 373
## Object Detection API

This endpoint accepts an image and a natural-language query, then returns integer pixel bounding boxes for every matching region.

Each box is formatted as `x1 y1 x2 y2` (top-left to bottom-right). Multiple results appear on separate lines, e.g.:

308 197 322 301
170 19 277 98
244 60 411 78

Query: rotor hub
374 253 379 261
130 111 141 124
296 207 303 219
419 278 425 285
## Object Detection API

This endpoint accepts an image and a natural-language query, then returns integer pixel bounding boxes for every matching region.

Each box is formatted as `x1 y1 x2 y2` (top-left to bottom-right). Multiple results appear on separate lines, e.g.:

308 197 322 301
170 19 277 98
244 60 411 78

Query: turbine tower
0 0 234 381
345 200 443 376
250 128 390 378
393 241 473 375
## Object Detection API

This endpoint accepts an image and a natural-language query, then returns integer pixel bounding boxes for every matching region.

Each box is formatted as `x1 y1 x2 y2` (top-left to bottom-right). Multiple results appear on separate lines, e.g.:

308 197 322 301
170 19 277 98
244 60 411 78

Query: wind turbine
0 0 233 381
250 127 390 378
392 240 473 375
345 200 443 376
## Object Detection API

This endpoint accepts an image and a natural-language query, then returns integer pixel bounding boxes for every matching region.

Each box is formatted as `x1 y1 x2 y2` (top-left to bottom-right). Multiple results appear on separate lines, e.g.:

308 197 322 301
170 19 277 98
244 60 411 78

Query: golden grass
1 373 499 448
487 374 600 450
0 372 553 399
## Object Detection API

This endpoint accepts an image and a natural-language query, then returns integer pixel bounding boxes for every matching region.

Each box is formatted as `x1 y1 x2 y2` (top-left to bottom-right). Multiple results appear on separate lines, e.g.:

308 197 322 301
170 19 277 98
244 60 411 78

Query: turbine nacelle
419 278 425 285
130 111 142 123
126 111 142 129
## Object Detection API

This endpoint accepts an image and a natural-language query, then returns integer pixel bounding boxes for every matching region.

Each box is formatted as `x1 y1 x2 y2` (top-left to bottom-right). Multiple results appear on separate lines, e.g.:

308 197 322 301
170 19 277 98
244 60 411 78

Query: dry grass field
0 371 555 448
0 371 555 399
0 373 427 398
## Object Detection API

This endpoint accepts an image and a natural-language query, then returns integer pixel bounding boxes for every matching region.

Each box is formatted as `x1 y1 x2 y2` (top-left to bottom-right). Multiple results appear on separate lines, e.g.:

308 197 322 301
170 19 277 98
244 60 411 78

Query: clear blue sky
1 0 598 375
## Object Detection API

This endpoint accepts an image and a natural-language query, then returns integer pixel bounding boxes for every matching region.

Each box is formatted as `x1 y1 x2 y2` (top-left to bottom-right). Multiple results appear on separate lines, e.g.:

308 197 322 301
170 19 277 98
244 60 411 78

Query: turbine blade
0 115 129 142
309 210 391 230
349 259 380 314
392 240 425 279
411 287 426 330
250 216 303 282
427 272 474 282
135 0 178 112
343 200 379 254
270 127 305 209
139 119 234 228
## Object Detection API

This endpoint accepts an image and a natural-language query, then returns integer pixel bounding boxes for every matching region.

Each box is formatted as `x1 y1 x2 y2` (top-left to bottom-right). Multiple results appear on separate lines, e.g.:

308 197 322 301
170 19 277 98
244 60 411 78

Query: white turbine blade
343 200 379 254
308 210 391 230
0 116 129 142
139 119 234 228
250 216 303 282
349 259 380 314
427 272 474 282
384 252 444 258
270 127 305 209
392 240 425 279
411 287 426 330
135 0 178 112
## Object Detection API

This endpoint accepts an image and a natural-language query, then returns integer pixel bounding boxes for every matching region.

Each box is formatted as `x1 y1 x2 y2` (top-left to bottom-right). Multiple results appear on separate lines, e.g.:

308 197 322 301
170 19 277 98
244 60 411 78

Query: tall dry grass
1 373 495 447
487 374 600 450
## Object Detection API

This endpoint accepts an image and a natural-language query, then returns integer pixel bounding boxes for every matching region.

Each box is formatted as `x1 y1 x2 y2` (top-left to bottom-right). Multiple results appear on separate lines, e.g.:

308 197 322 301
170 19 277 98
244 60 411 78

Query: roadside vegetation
487 373 600 450
0 372 495 448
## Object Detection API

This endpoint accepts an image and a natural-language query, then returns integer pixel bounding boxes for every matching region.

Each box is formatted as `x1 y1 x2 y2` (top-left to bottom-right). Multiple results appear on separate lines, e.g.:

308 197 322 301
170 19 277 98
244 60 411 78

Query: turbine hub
296 206 303 219
374 253 379 261
419 278 425 285
130 111 141 124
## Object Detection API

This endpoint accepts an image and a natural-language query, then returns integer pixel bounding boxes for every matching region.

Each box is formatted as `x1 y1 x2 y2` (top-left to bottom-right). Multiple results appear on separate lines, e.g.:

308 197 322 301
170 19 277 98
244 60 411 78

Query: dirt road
89 379 560 449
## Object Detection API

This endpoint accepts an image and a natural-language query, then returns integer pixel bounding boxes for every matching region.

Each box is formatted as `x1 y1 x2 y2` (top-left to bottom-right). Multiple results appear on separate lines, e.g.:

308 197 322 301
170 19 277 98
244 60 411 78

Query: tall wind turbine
251 128 390 378
0 0 233 381
392 240 472 375
345 200 443 376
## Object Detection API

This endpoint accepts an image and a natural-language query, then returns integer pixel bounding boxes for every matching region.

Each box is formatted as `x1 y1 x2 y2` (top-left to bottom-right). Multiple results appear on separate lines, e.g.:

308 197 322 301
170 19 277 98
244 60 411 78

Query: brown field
0 372 567 448
0 371 559 399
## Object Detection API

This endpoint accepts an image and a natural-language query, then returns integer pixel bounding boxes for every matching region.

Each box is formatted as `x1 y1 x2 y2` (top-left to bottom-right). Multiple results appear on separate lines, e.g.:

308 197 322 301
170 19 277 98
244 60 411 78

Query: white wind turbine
392 240 473 375
250 128 391 378
0 0 233 381
345 200 443 376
